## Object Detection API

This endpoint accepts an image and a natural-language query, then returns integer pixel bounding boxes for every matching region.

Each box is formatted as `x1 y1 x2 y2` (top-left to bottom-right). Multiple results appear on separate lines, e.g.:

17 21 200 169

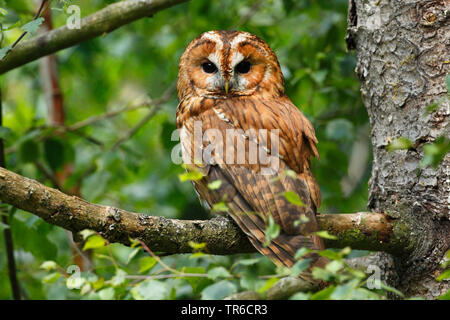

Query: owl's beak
224 81 230 95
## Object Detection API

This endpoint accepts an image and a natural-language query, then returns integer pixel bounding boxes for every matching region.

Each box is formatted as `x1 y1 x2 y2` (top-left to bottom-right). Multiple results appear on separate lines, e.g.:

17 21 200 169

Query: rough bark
0 167 406 255
0 0 189 74
347 0 450 299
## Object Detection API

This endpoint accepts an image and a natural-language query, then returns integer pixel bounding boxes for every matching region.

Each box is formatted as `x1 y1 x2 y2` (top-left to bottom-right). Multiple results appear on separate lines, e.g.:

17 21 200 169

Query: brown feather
176 30 327 274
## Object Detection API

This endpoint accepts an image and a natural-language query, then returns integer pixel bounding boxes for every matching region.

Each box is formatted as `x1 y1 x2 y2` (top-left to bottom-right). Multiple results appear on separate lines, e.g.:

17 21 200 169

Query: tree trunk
347 0 450 298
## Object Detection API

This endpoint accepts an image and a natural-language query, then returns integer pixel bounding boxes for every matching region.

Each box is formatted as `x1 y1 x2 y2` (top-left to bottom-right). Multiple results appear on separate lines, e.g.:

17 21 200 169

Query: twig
66 96 154 132
2 0 49 61
126 273 209 280
33 160 63 191
110 83 176 151
233 1 264 28
139 240 180 275
0 0 190 74
76 84 176 179
5 84 175 156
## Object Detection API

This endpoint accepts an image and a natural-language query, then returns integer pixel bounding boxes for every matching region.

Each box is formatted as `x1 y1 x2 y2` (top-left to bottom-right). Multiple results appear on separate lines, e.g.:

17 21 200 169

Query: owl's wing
213 96 321 210
180 96 326 269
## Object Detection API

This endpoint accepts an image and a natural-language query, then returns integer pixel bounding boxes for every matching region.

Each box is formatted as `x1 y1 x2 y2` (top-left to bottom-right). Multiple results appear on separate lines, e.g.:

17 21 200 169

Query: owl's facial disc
200 50 255 95
201 57 252 95
177 30 285 100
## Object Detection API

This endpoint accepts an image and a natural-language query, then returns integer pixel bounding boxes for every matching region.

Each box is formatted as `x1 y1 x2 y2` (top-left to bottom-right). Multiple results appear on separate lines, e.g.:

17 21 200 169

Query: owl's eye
202 62 218 74
235 60 251 74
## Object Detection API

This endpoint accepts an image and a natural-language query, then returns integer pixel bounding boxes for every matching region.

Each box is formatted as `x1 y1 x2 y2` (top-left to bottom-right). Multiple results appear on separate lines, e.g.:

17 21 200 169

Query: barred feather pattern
176 30 327 274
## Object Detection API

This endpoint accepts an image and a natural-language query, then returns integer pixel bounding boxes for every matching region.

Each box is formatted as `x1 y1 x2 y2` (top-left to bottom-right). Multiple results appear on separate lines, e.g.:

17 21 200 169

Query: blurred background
0 0 371 299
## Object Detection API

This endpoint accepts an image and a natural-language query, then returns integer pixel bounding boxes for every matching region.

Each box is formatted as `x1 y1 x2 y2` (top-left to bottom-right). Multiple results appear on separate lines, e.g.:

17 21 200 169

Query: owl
176 30 327 274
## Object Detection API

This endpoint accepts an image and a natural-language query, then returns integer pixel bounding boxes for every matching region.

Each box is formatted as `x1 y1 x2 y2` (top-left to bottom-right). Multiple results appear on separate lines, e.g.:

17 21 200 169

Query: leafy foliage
0 0 378 299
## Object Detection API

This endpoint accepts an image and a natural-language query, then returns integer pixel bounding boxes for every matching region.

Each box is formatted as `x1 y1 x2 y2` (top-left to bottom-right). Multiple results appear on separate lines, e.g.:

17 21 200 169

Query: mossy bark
347 0 450 298
0 167 404 255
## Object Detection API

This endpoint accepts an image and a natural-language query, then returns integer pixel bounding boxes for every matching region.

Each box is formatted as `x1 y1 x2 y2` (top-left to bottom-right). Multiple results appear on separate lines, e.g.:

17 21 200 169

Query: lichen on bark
348 0 450 298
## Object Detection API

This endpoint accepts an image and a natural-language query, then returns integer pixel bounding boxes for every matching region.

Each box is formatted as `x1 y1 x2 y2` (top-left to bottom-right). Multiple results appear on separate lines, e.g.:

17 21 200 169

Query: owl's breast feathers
176 94 326 270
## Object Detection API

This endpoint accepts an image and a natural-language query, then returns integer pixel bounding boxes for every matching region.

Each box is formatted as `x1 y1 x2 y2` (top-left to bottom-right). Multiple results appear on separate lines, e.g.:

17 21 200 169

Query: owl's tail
230 211 329 272
206 166 328 280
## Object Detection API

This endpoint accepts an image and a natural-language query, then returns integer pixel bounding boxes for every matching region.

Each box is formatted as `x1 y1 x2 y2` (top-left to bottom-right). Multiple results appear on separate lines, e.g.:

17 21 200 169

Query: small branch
2 0 49 60
0 167 408 256
33 160 63 191
0 0 189 74
110 83 176 151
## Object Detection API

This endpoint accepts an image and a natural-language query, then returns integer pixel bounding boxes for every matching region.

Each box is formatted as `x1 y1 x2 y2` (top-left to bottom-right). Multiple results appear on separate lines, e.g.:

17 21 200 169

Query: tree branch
0 0 189 74
0 167 409 256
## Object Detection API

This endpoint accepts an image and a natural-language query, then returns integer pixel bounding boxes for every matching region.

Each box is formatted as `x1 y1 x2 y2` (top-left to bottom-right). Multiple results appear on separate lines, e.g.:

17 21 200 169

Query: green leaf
0 8 8 16
4 21 21 31
283 191 304 206
310 285 335 300
420 136 450 168
294 247 310 259
201 280 237 300
131 280 169 300
258 277 278 294
284 169 298 179
0 221 9 232
438 289 450 300
126 248 140 265
178 170 203 182
310 69 328 85
325 260 344 274
264 216 280 246
44 138 66 171
0 126 13 140
0 46 12 60
436 269 450 281
111 269 127 287
380 282 404 298
325 118 354 141
318 249 341 260
294 215 310 226
330 279 360 299
207 267 232 280
98 287 115 300
291 259 312 277
289 292 310 300
80 283 92 296
67 275 85 291
42 272 61 284
21 17 45 34
83 235 106 250
314 231 338 240
139 257 157 273
40 261 58 271
188 241 207 251
312 267 334 282
212 202 228 212
189 252 207 259
18 139 40 163
386 137 412 151
207 180 222 190
181 267 209 293
234 258 261 267
240 272 259 291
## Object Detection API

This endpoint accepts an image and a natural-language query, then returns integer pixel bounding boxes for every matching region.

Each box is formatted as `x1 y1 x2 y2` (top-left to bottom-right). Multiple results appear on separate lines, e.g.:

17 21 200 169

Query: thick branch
0 0 189 74
0 167 406 255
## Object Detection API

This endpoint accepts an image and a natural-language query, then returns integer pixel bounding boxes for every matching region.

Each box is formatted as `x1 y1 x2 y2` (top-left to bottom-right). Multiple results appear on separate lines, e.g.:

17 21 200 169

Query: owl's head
177 30 285 100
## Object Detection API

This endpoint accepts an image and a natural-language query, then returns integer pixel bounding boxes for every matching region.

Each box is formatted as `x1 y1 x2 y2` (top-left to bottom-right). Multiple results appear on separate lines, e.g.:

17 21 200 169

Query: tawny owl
176 30 327 274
